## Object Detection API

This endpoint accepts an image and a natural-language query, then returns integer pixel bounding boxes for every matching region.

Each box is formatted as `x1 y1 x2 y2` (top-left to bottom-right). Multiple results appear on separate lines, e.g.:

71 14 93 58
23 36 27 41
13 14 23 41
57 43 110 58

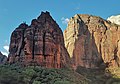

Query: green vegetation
1 64 120 84
107 68 120 78
0 64 89 84
76 66 120 84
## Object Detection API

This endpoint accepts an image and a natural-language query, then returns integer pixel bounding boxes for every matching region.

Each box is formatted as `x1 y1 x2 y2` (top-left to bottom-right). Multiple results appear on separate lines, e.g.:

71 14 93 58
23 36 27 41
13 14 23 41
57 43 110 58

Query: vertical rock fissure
114 46 119 67
43 17 47 60
18 28 26 62
87 16 91 24
18 30 23 56
43 31 46 59
32 28 35 60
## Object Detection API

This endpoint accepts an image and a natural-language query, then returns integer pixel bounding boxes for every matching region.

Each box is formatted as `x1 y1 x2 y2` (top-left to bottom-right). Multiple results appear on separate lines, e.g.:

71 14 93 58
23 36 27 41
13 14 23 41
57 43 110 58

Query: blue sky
0 0 120 56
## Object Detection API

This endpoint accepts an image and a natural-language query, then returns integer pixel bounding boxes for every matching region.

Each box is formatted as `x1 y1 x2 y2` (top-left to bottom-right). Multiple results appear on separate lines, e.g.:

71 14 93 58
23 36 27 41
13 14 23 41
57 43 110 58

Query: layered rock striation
64 14 120 69
8 11 70 68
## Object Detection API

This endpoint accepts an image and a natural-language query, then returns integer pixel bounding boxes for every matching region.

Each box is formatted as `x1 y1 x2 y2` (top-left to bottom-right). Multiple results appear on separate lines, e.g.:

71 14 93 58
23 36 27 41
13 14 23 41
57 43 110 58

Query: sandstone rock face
0 52 7 64
8 11 70 68
64 14 120 69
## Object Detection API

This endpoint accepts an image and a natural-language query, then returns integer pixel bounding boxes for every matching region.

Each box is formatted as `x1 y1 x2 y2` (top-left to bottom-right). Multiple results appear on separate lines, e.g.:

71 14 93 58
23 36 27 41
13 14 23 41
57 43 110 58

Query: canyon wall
8 12 120 70
64 14 120 69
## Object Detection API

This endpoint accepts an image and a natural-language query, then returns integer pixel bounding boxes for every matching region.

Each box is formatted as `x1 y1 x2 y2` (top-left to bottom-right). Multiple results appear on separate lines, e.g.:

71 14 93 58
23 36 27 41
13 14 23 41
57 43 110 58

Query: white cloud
107 15 120 25
3 46 9 52
61 17 69 24
1 45 9 57
1 51 8 56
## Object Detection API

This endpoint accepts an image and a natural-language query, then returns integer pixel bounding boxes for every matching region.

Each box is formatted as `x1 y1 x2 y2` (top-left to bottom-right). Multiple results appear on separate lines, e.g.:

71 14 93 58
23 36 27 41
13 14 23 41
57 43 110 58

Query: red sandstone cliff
8 11 70 68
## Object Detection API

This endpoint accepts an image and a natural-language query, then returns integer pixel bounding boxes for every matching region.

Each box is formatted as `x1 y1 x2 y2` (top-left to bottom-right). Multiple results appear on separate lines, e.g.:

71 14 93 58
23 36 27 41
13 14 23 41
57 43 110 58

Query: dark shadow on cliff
71 18 105 69
71 19 120 84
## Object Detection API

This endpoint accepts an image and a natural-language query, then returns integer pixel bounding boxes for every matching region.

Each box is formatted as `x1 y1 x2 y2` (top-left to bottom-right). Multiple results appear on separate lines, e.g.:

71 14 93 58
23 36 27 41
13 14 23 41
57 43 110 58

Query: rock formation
0 52 7 64
8 11 70 68
8 11 120 70
64 14 120 69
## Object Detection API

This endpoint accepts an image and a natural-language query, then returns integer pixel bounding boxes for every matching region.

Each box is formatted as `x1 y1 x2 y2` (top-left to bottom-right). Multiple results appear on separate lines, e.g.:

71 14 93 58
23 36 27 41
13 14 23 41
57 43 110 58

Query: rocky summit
8 11 70 68
64 14 120 70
